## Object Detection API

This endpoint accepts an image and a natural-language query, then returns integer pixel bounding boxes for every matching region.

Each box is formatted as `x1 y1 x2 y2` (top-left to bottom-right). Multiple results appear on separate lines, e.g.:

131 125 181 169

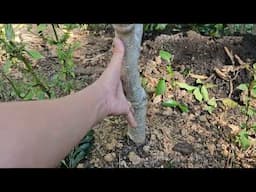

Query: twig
224 46 235 65
51 24 59 42
228 70 240 98
234 54 247 66
83 53 105 62
204 74 215 83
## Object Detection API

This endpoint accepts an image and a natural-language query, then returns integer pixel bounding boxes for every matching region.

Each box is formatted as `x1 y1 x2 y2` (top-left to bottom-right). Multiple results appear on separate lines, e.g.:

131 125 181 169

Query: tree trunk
113 24 147 145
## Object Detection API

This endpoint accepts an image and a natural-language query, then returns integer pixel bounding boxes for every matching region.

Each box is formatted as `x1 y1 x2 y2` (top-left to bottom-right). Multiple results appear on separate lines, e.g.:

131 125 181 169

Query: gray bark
113 24 147 145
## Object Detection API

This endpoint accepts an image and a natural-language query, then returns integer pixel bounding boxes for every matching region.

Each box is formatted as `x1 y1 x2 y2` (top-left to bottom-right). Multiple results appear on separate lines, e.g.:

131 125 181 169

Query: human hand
94 38 137 128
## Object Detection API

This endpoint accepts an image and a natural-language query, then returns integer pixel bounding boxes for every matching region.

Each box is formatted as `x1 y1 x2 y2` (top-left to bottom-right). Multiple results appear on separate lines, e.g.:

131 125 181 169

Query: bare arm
0 38 136 168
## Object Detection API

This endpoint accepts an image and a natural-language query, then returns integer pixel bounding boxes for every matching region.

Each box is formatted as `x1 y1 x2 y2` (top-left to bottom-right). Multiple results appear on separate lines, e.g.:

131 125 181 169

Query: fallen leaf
224 46 235 65
189 73 208 80
222 98 238 109
228 124 241 135
207 143 215 156
153 95 162 104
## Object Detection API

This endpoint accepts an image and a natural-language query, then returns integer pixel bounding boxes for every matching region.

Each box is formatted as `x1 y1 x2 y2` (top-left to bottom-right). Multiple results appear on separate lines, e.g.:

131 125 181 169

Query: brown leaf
224 46 235 65
207 143 215 156
214 67 229 81
155 56 162 65
189 73 208 80
228 124 241 135
153 95 162 104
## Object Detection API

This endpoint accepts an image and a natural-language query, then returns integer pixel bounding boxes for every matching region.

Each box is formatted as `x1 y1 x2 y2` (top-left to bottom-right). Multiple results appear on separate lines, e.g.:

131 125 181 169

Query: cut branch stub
113 24 147 145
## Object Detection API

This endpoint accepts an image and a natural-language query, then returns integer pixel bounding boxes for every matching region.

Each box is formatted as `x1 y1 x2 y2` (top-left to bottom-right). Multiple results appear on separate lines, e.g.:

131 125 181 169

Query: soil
1 25 256 168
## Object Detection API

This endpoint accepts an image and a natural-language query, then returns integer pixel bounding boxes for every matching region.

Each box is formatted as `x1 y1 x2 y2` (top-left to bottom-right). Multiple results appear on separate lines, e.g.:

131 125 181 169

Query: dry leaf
155 56 162 65
153 95 162 104
214 67 229 81
228 124 241 135
234 54 247 66
224 46 235 65
189 73 208 80
207 143 215 156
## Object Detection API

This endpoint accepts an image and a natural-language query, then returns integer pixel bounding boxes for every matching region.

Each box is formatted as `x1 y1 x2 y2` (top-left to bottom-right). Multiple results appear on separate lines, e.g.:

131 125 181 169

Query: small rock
116 142 123 149
181 129 187 136
120 160 128 168
143 145 150 153
104 153 116 162
128 151 141 165
199 115 207 122
173 142 194 155
77 163 84 168
106 138 117 151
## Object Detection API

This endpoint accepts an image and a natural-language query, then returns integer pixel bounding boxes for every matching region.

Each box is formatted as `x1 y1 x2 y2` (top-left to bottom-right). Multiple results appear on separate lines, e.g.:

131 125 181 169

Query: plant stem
17 54 51 98
52 24 59 42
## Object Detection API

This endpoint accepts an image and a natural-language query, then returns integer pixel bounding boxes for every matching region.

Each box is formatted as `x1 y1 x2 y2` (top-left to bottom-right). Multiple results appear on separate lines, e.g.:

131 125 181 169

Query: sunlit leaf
201 85 209 101
155 79 166 95
159 50 172 63
222 98 238 109
196 79 203 84
162 99 179 108
176 82 196 91
26 50 44 59
237 83 248 91
193 87 203 102
207 97 217 107
178 103 189 113
238 129 250 150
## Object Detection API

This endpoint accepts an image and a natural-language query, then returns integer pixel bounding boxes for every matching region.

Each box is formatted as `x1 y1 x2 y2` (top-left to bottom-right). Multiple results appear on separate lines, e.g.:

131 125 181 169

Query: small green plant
235 63 256 150
155 78 166 96
0 24 52 100
176 79 217 113
60 130 94 168
162 99 189 113
144 24 168 32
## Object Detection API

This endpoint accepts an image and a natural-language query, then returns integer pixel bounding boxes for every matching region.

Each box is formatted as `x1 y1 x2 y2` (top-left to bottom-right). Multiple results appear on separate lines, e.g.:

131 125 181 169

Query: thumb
108 38 125 74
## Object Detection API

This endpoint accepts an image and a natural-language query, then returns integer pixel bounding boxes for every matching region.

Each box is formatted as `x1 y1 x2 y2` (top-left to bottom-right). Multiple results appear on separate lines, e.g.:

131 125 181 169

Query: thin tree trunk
113 24 147 145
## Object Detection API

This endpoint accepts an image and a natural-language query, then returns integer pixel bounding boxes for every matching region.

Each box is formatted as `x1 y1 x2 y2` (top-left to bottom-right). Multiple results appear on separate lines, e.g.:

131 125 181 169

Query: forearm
0 82 107 168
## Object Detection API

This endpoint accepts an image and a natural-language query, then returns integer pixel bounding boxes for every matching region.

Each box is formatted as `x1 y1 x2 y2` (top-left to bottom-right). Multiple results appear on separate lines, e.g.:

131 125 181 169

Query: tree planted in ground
113 24 147 145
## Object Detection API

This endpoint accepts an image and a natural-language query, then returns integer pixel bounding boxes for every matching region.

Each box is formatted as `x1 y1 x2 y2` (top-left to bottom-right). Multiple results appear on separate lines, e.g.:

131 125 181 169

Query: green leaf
237 84 248 91
178 103 189 113
204 83 217 89
207 97 217 107
4 24 15 41
176 82 196 91
240 123 247 129
252 123 256 133
162 99 179 108
166 65 174 76
155 79 166 95
193 87 203 102
155 24 168 30
222 98 238 109
238 129 250 150
247 107 256 117
251 88 256 98
3 60 12 74
204 105 215 114
37 24 47 32
159 50 172 63
201 85 209 101
26 50 44 59
196 79 203 84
